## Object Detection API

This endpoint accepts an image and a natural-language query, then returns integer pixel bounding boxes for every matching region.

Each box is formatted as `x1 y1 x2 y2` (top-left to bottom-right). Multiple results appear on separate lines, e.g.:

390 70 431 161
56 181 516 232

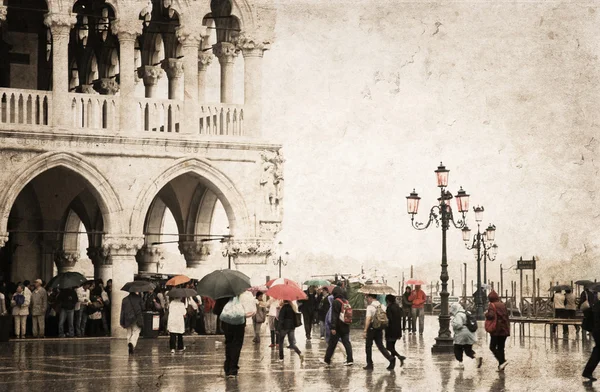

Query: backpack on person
372 305 389 329
336 298 353 324
14 294 24 306
461 310 478 332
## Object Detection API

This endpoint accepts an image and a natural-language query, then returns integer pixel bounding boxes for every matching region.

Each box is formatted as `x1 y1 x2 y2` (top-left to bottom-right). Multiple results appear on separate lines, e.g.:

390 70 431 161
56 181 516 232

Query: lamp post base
431 337 455 354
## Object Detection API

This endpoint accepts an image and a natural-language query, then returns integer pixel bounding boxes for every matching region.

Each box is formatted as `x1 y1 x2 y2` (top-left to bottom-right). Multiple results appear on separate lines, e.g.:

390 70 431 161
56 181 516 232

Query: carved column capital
161 58 184 79
0 6 7 26
176 25 205 48
198 53 213 71
178 240 211 268
44 12 77 36
111 18 143 42
0 232 8 248
235 32 271 58
139 65 163 86
96 78 120 95
135 245 163 273
102 235 144 257
54 249 79 273
225 238 274 258
87 246 111 266
213 42 238 65
259 221 282 239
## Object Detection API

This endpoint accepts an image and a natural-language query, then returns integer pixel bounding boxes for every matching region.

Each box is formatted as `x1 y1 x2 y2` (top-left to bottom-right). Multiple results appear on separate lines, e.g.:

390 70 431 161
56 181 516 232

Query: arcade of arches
0 0 281 338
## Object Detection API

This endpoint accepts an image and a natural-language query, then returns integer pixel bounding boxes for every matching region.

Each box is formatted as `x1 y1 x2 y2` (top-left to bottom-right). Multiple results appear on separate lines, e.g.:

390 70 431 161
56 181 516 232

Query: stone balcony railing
0 88 247 137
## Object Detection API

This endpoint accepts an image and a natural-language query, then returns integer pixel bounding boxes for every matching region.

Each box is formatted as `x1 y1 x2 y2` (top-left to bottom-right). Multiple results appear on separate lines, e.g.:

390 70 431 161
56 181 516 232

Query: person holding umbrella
120 281 153 355
167 297 187 353
198 269 252 378
582 286 600 382
408 282 427 335
277 299 304 363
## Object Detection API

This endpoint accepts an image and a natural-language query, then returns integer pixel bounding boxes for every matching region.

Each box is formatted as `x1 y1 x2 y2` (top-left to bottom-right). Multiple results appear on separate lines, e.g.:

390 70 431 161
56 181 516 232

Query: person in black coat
323 286 354 366
317 287 330 339
277 300 303 362
385 294 406 366
213 297 245 378
120 292 144 355
298 286 319 340
583 295 600 381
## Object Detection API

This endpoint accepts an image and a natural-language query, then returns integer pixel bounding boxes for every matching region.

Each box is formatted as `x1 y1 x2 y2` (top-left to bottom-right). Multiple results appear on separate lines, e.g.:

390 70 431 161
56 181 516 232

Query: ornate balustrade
199 104 244 136
69 93 119 130
137 97 182 133
0 88 51 127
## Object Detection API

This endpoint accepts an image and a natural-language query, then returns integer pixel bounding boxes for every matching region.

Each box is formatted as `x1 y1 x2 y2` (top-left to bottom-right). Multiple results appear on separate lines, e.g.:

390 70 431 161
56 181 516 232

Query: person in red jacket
485 290 510 371
408 285 427 335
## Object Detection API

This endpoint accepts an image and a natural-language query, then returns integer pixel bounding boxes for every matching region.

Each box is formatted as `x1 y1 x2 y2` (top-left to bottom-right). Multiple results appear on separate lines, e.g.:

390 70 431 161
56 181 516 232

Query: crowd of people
0 278 113 339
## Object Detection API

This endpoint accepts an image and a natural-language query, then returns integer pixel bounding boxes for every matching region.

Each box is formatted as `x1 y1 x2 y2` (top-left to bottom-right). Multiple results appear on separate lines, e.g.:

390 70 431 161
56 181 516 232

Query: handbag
581 292 591 311
220 297 246 325
484 303 497 333
294 312 303 328
253 305 266 323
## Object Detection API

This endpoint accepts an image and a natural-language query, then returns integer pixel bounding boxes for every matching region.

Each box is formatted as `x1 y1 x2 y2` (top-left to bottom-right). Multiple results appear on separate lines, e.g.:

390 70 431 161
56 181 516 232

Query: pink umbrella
266 284 307 301
247 285 268 295
405 279 426 286
266 278 300 288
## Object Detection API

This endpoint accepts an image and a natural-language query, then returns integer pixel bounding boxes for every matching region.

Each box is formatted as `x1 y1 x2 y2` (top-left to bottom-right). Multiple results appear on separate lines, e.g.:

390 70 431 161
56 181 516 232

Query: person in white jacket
168 298 187 353
11 285 30 339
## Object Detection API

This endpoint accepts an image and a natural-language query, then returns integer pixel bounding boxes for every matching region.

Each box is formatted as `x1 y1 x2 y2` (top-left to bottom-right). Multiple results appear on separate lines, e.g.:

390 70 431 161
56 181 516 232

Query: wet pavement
0 316 597 392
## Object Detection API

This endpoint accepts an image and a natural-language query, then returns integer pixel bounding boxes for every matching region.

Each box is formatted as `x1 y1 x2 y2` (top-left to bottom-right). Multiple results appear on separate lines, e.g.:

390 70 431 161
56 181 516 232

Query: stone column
112 19 142 132
176 26 203 134
53 249 79 273
178 240 210 269
213 42 238 104
44 12 76 128
103 235 144 338
161 58 184 100
140 65 162 98
88 246 112 283
236 33 270 137
135 245 163 273
197 53 213 103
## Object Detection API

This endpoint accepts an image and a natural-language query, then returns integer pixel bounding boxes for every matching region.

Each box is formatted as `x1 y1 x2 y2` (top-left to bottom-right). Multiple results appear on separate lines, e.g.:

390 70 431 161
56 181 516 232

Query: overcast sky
256 0 599 275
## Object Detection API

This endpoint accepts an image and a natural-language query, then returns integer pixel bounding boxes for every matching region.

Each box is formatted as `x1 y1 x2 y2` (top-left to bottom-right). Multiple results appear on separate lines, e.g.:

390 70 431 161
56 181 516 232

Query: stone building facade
0 0 280 336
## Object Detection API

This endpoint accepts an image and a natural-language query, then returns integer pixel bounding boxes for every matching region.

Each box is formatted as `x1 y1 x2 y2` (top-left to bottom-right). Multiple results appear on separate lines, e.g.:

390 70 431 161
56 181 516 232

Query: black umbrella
47 272 88 289
197 269 251 300
548 284 572 292
121 281 156 293
575 280 596 288
588 283 600 292
168 287 198 298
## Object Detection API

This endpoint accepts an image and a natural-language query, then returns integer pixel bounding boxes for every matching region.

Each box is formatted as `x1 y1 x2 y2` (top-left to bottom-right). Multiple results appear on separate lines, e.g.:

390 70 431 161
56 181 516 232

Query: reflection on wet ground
0 317 598 391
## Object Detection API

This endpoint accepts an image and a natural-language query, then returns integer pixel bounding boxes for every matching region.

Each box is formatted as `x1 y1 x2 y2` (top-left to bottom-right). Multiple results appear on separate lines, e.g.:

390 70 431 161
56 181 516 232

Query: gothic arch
131 157 250 237
0 151 123 236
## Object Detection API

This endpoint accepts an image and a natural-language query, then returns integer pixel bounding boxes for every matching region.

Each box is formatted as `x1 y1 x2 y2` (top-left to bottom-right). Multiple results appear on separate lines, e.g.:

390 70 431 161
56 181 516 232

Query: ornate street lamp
273 241 289 278
406 162 469 353
463 210 498 320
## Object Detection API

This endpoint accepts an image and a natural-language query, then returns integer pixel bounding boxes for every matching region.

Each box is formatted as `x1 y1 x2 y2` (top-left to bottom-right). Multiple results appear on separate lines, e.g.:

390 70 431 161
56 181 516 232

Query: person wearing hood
322 286 354 367
485 291 510 371
450 302 482 369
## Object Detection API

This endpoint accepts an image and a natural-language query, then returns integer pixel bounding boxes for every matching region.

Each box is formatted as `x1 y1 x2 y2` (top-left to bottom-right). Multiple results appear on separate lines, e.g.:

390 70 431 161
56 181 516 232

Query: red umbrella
166 275 191 286
266 284 307 301
405 279 426 286
266 278 300 288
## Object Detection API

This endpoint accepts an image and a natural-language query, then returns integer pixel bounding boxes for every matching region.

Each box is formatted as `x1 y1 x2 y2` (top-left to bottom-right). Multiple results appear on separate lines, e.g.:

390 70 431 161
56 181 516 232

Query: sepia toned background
258 0 599 288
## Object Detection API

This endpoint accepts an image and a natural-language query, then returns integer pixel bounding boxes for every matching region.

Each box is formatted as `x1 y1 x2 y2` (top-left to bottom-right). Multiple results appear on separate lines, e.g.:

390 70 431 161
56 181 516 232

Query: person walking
252 292 267 343
120 292 144 355
408 285 427 335
401 287 413 333
30 279 47 338
277 300 304 363
267 296 279 348
299 286 318 340
363 294 395 371
167 297 186 353
318 287 330 340
583 292 600 381
450 302 482 369
323 286 354 366
485 291 510 371
214 296 246 378
565 289 580 335
11 285 29 339
551 290 566 336
385 295 406 366
57 287 77 338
